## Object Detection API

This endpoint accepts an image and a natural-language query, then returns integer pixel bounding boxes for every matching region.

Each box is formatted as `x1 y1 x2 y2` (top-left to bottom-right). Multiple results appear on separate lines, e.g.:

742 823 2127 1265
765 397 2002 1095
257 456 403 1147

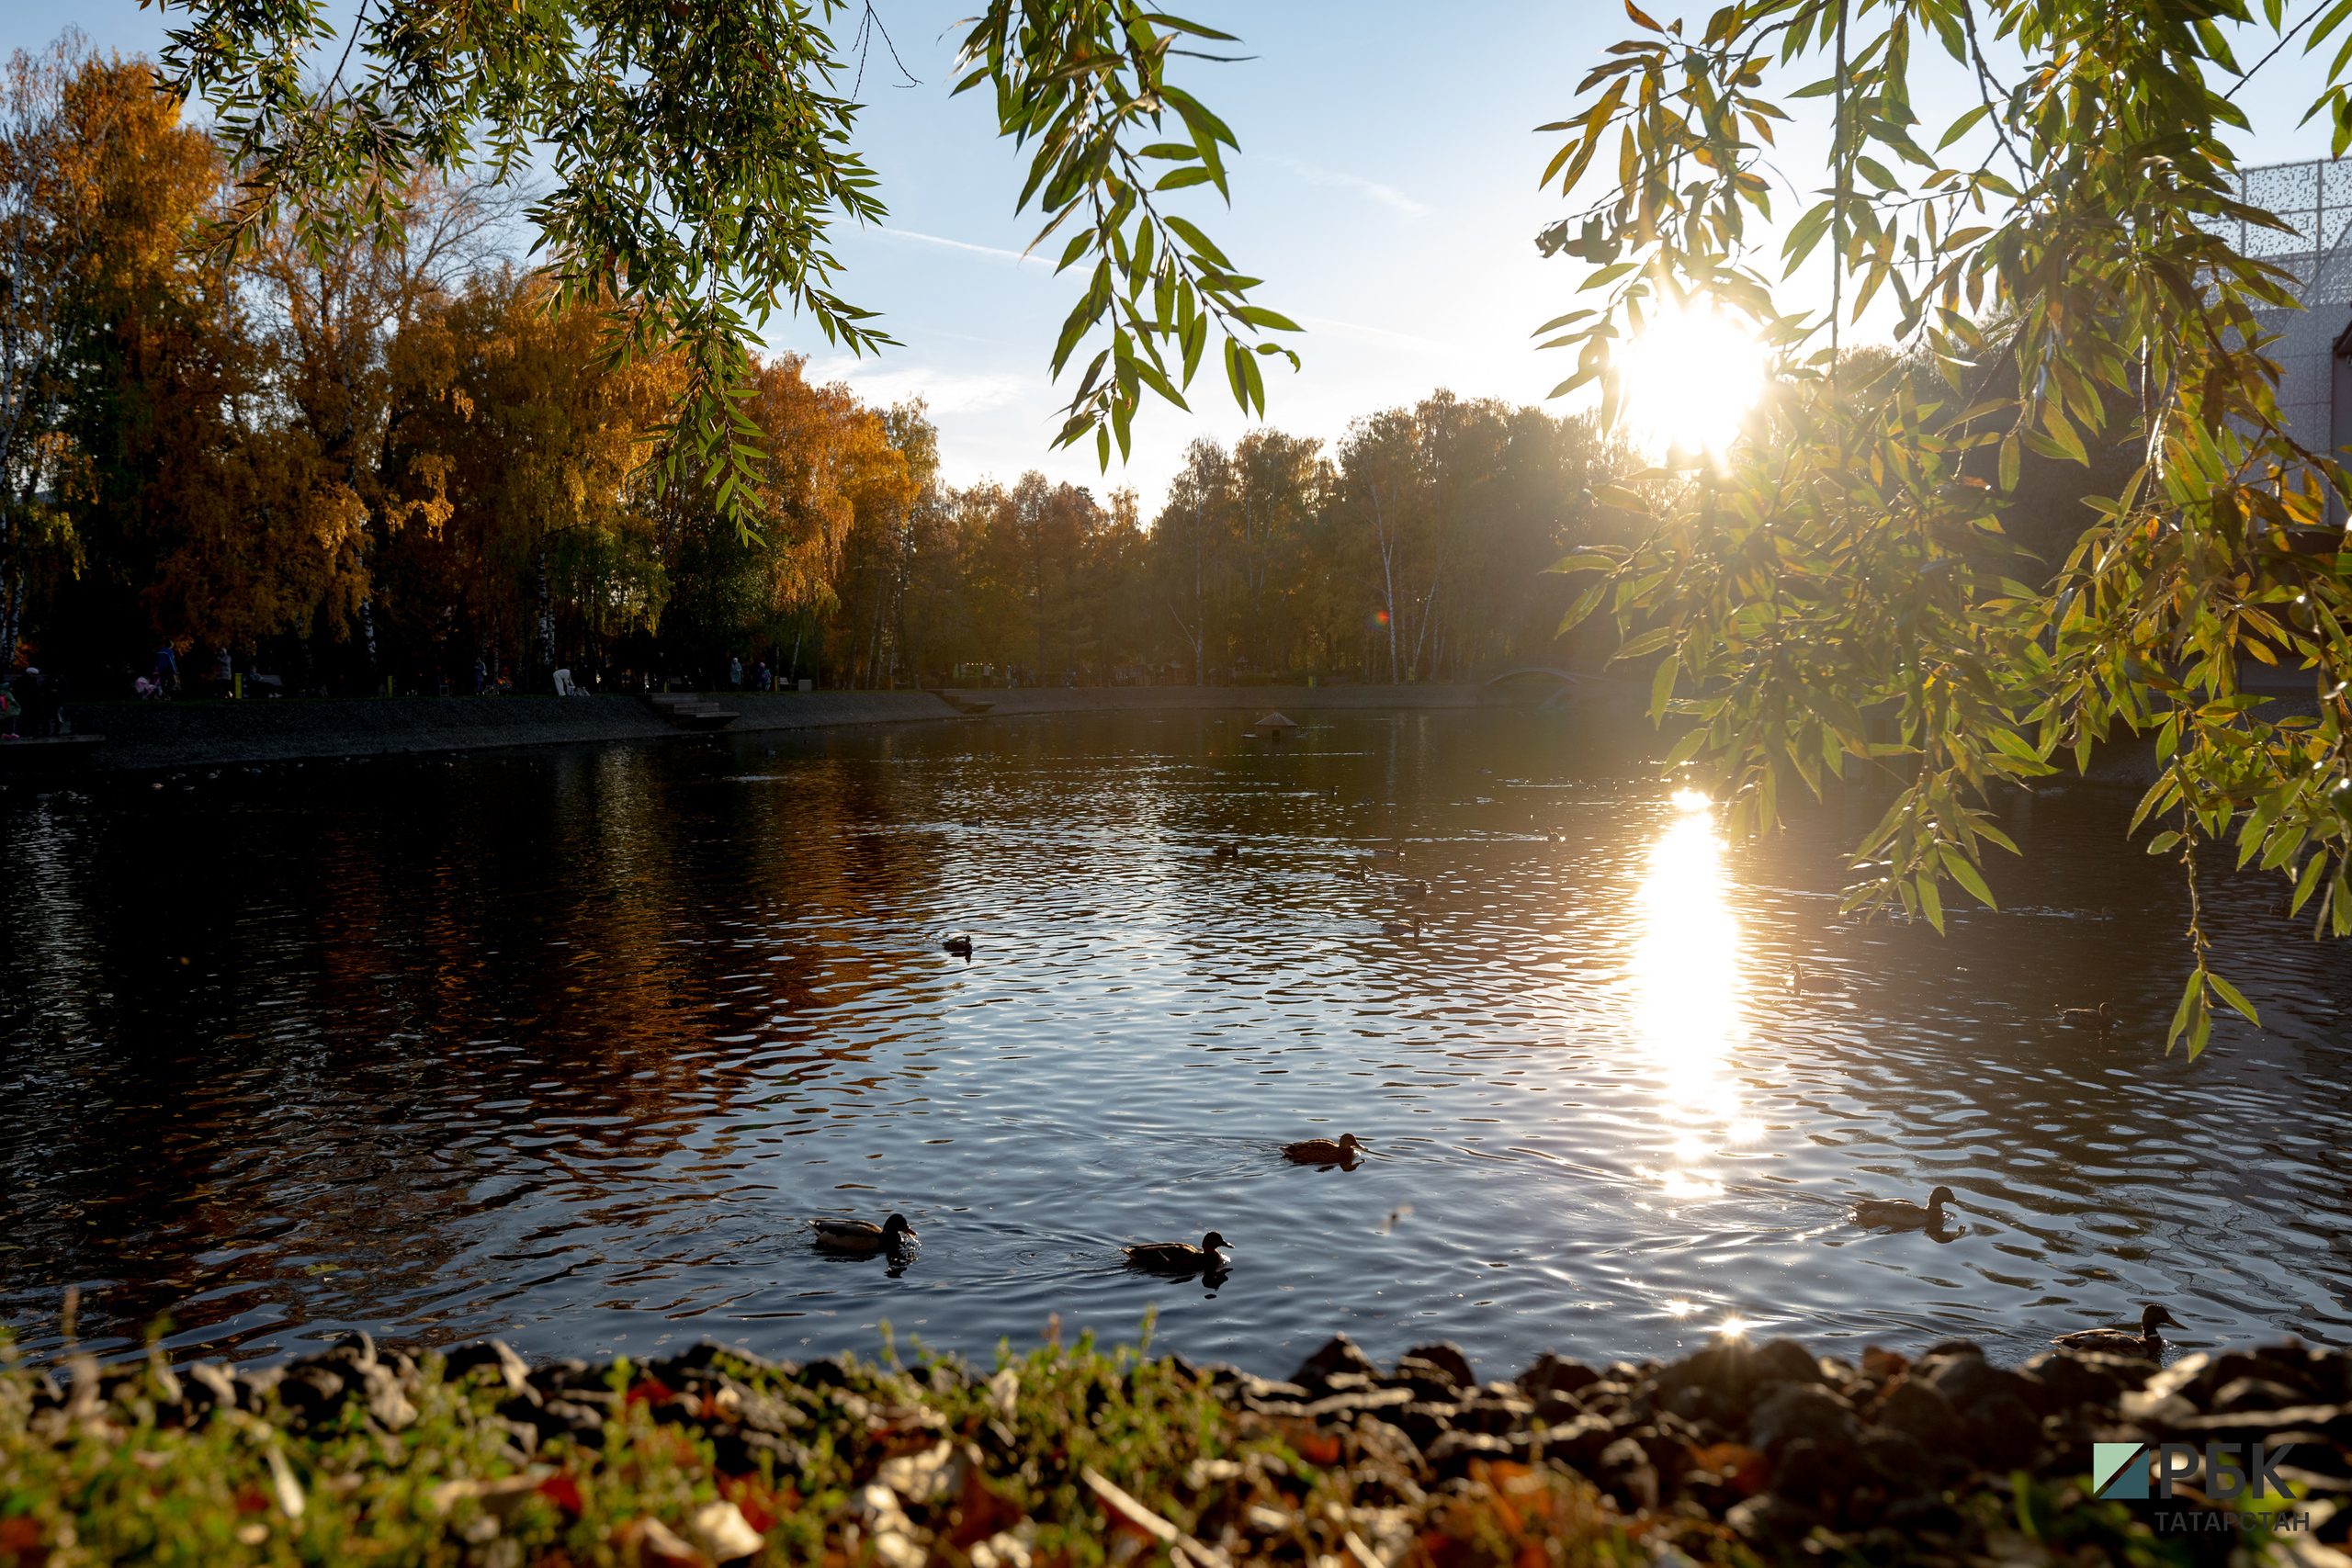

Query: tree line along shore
6 42 1638 715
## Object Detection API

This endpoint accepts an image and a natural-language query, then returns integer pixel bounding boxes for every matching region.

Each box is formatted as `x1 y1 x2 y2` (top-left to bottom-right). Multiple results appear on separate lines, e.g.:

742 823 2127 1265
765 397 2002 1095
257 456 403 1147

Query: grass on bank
0 1320 2218 1568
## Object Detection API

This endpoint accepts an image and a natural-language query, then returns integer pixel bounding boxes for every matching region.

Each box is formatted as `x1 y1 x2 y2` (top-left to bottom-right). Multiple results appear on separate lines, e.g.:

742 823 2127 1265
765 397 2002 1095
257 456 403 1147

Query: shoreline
7 1324 2343 1565
31 683 1631 776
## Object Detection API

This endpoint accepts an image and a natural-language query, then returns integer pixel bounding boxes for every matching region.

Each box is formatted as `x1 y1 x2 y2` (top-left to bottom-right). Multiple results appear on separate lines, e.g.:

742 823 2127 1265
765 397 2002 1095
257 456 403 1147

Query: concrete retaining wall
54 691 968 773
46 681 1622 773
946 683 1498 716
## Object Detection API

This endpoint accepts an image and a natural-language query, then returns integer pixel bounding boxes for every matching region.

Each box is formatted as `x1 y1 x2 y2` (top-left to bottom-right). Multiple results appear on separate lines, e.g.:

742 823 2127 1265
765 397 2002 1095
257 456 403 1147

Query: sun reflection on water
1631 791 1747 1209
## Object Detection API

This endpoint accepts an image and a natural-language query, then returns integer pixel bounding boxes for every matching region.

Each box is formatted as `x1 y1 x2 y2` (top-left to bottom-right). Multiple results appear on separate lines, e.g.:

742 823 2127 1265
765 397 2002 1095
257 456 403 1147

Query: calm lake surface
4 709 2347 1380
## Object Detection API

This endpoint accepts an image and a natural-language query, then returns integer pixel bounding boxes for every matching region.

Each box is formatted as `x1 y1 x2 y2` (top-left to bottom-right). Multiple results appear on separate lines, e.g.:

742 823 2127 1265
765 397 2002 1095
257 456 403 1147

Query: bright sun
1620 310 1768 456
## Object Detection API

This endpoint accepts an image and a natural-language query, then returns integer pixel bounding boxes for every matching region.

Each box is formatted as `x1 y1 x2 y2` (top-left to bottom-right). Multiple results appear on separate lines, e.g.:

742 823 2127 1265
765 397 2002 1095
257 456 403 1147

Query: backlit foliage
1540 0 2352 1054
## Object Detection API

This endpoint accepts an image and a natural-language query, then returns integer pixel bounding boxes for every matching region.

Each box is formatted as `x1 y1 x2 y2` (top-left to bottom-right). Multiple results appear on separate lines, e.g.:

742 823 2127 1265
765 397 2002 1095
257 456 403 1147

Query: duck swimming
2058 1002 2116 1035
943 934 974 958
2052 1303 2182 1358
1124 1231 1228 1274
813 1213 917 1254
1282 1134 1364 1164
1212 843 1241 859
1851 1185 1957 1229
1379 917 1421 939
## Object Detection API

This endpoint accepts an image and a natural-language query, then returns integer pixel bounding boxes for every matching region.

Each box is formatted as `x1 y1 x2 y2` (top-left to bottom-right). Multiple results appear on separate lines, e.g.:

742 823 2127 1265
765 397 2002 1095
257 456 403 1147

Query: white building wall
2214 159 2352 459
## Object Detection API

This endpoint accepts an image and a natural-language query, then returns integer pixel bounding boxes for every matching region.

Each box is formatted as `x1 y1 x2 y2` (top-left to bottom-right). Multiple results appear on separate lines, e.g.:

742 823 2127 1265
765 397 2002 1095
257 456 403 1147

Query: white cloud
1271 157 1430 218
1295 314 1454 355
866 225 1053 269
804 356 1030 414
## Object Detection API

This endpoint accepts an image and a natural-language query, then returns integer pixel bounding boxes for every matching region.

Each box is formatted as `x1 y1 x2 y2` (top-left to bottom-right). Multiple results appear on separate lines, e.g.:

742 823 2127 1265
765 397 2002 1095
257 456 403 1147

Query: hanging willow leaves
148 0 1295 535
953 1 1300 465
1536 0 2352 1057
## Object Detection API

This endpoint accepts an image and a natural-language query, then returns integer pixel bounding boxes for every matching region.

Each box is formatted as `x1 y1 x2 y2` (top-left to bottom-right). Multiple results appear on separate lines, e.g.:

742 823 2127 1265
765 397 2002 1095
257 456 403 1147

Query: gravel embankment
7 1326 2344 1566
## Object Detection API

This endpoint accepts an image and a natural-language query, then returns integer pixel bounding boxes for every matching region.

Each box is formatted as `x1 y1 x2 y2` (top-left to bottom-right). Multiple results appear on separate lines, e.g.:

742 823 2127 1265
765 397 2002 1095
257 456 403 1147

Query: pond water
4 709 2347 1382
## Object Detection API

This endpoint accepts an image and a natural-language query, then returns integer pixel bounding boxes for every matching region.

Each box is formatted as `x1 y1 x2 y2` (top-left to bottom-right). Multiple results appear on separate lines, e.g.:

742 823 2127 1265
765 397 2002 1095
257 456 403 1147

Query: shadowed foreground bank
5 1325 2344 1567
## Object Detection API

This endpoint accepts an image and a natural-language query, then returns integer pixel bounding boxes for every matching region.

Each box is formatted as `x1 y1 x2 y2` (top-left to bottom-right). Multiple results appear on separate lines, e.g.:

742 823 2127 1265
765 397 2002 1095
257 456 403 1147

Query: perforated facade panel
2206 158 2352 462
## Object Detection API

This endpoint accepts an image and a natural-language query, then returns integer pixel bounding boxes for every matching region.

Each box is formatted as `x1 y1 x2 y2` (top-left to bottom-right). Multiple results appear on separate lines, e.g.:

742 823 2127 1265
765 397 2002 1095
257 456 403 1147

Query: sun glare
1630 792 1748 1209
1620 310 1768 456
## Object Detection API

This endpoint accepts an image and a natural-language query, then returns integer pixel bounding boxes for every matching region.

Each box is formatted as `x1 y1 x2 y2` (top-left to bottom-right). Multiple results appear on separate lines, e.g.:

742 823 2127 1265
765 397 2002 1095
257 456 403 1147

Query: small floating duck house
1250 711 1298 740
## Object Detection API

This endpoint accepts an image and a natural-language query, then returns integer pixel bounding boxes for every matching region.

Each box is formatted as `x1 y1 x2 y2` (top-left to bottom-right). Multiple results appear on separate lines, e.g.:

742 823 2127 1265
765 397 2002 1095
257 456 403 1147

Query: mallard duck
1212 843 1240 859
1124 1231 1228 1274
943 934 973 957
1379 917 1421 939
1851 1185 1957 1229
2052 1303 2182 1358
1398 879 1430 898
1282 1134 1364 1164
2058 1002 2115 1035
813 1213 917 1253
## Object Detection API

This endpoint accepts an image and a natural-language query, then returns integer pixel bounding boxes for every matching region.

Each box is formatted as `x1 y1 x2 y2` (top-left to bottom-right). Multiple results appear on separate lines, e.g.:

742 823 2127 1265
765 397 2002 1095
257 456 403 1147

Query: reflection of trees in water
9 716 2346 1360
0 743 978 1359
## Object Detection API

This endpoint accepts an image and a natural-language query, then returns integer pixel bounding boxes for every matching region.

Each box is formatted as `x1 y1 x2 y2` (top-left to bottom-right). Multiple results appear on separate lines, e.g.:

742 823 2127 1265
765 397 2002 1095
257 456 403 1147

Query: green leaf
1233 305 1302 331
2207 972 2261 1028
2293 851 2328 913
1915 872 1945 933
1939 845 1997 908
1935 103 1992 152
1649 655 1679 718
2167 970 2200 1050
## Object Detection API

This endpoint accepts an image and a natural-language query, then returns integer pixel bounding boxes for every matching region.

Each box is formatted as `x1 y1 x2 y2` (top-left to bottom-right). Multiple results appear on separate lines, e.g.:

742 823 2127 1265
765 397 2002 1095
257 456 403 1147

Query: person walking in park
153 642 178 697
473 656 488 696
729 655 742 691
13 668 48 736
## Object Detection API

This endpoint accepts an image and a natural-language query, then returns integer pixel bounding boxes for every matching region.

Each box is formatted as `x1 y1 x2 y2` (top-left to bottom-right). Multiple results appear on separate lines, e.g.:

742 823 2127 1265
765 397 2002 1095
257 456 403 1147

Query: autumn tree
30 48 328 677
1152 438 1232 684
379 268 677 689
0 39 238 670
1227 428 1326 674
156 1 1295 528
242 174 521 681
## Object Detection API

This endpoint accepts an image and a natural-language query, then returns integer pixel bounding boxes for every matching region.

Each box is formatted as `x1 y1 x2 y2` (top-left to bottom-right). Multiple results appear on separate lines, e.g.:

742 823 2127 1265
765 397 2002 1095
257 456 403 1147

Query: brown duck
813 1213 917 1254
1124 1231 1228 1274
1851 1186 1956 1229
1282 1134 1364 1164
2052 1304 2182 1358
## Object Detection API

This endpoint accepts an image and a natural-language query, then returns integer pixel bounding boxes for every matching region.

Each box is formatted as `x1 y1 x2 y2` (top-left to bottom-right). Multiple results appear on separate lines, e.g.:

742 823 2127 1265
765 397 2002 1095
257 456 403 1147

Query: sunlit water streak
2 710 2346 1382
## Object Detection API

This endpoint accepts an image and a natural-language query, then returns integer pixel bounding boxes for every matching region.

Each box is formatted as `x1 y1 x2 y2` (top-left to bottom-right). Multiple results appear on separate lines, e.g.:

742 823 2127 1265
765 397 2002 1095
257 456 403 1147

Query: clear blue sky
7 1 2349 509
